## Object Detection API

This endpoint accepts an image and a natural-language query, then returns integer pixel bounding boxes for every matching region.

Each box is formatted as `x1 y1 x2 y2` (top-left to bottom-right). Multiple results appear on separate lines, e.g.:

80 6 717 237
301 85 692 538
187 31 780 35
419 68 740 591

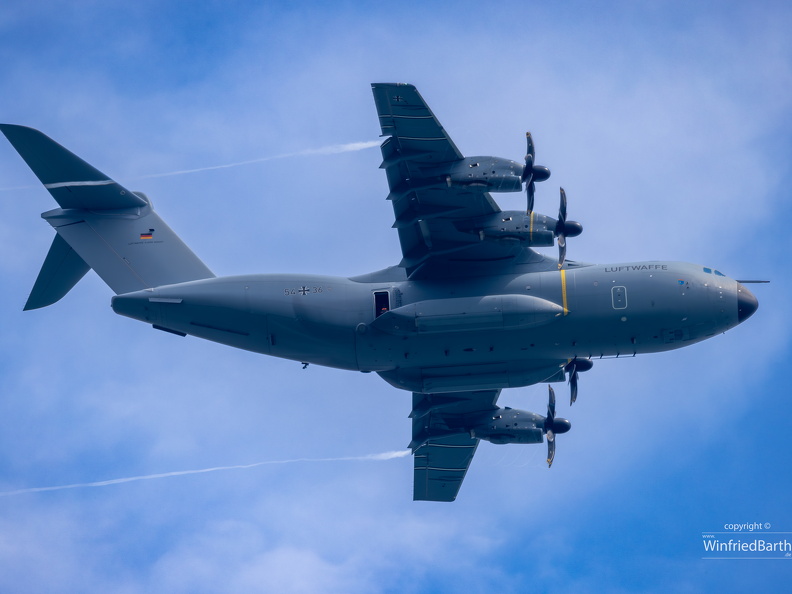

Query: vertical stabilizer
2 124 216 305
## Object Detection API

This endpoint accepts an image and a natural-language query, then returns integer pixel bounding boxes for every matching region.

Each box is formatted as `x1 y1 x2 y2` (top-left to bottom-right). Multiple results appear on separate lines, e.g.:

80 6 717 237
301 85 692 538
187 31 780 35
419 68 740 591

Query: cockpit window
702 267 726 277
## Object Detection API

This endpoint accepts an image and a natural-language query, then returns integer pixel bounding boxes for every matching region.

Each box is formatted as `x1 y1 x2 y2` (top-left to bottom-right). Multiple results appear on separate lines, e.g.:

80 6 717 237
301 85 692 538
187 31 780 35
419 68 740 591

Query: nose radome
737 283 759 323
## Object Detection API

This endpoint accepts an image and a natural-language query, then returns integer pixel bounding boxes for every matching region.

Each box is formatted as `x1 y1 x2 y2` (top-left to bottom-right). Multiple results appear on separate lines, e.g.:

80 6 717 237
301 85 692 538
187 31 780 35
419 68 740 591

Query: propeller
564 357 593 405
554 187 583 268
519 134 581 266
544 385 571 467
522 132 551 214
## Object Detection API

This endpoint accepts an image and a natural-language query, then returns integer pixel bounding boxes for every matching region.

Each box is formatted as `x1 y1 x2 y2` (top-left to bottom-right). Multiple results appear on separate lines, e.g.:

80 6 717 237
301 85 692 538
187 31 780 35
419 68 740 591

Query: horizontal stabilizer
24 233 90 310
0 124 146 210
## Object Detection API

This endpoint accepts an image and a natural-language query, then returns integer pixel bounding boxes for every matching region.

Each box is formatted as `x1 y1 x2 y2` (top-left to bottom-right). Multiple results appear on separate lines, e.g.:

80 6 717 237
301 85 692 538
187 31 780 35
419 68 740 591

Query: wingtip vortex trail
0 138 382 191
0 449 410 497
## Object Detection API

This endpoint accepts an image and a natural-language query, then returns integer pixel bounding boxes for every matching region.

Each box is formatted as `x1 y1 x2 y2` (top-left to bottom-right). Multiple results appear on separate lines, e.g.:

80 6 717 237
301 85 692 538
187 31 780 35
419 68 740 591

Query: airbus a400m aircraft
2 83 759 501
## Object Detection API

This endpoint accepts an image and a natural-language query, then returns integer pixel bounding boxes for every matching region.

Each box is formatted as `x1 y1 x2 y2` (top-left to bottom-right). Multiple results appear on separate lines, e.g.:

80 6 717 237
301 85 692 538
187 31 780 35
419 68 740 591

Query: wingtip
0 123 37 134
371 82 416 89
0 123 27 140
0 124 50 146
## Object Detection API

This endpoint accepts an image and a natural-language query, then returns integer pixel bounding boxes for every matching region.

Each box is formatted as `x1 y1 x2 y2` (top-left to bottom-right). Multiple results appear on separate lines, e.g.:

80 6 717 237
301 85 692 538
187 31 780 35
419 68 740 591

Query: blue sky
0 1 790 592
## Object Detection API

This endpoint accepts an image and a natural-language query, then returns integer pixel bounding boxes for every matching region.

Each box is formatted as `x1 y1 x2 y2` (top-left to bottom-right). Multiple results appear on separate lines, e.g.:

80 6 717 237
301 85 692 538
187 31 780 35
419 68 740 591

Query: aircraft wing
410 390 500 502
372 83 519 275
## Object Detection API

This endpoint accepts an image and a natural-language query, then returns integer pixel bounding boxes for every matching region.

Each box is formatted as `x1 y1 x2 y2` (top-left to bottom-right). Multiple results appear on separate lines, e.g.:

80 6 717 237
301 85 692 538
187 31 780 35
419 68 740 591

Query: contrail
0 450 410 497
0 139 382 191
133 139 382 180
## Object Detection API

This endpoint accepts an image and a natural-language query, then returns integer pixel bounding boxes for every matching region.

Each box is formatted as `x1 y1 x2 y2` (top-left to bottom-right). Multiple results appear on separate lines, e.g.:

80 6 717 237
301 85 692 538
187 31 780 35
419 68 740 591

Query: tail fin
1 124 215 308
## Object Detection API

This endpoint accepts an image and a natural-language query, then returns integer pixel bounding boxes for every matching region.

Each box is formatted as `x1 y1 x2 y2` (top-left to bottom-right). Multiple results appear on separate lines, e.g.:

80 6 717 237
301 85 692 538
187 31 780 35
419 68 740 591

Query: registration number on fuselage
284 286 325 296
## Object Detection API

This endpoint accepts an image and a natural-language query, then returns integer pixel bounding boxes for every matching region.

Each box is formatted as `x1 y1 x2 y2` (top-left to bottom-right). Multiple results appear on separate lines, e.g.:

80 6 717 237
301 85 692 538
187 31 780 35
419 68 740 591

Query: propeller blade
556 187 568 268
566 357 592 404
558 188 566 223
544 385 571 467
522 133 535 182
526 131 536 162
558 235 567 269
546 384 556 467
547 431 556 467
524 133 535 213
522 132 551 214
569 367 578 405
566 358 579 405
527 182 535 214
558 187 567 222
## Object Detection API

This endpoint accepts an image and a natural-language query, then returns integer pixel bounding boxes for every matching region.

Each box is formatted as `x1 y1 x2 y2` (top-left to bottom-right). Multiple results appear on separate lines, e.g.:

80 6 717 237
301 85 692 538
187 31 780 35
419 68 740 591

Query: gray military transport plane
2 83 760 502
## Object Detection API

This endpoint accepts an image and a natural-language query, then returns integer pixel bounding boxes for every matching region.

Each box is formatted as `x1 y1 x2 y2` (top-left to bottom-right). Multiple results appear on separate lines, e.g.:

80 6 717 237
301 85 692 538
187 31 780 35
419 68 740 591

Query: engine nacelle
440 157 524 193
458 209 584 247
469 407 546 445
458 210 555 246
409 404 571 451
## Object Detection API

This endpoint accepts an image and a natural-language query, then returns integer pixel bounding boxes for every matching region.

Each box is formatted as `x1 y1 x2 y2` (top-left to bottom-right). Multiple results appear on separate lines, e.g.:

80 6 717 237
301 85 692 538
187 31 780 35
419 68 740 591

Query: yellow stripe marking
529 211 535 242
560 269 569 315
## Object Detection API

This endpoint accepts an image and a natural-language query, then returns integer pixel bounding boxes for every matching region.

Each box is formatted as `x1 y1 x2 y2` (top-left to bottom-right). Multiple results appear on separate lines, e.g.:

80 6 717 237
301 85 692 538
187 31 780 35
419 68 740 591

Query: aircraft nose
737 283 758 323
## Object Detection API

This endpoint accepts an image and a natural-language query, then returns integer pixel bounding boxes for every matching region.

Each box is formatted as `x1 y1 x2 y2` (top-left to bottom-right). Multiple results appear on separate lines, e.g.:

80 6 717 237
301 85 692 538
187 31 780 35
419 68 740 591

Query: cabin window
374 290 390 318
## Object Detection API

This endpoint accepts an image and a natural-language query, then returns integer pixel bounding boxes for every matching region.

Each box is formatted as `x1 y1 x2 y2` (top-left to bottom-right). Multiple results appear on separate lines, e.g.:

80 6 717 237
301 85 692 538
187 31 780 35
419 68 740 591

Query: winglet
0 124 146 210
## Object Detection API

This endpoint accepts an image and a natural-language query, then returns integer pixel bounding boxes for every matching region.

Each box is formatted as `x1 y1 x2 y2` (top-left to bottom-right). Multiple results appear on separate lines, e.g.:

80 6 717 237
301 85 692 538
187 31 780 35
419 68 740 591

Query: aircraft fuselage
111 259 756 393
